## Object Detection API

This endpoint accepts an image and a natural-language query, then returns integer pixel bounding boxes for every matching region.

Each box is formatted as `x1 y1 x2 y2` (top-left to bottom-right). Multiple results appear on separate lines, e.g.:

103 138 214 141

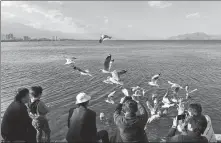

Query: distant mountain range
2 21 221 40
168 32 221 40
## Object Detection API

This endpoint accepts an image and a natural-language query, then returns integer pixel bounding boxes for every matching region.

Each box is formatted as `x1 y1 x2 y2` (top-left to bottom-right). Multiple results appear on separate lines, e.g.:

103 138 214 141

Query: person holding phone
166 104 208 143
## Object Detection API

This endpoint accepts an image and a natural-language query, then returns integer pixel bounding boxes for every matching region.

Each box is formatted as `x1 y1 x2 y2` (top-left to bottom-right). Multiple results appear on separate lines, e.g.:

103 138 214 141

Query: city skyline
2 1 221 40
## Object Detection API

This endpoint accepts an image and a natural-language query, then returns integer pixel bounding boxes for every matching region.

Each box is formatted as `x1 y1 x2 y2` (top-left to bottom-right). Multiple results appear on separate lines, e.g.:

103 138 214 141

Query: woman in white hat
66 92 109 143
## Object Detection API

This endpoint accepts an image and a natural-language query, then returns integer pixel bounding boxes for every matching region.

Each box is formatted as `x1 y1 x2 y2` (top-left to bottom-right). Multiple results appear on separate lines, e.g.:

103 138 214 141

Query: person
1 88 37 142
166 103 208 143
28 86 51 143
179 103 216 142
66 92 109 143
110 96 149 143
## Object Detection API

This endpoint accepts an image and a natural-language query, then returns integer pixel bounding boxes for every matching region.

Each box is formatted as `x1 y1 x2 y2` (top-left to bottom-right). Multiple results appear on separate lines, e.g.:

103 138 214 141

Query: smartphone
177 114 186 120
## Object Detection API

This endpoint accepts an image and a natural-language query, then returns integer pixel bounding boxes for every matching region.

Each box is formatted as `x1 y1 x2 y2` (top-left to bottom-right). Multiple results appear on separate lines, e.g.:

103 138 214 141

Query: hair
123 99 138 114
14 88 29 102
77 101 89 107
188 103 202 116
30 86 43 98
189 115 208 135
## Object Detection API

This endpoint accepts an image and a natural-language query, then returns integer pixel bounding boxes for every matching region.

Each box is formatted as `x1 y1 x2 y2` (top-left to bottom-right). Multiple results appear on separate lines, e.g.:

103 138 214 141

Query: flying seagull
185 84 198 99
121 88 130 97
72 66 92 76
105 91 116 104
162 89 175 108
100 54 114 73
99 34 112 43
131 86 140 92
146 100 161 123
148 74 161 87
64 57 77 65
103 70 127 85
168 81 183 89
132 90 142 97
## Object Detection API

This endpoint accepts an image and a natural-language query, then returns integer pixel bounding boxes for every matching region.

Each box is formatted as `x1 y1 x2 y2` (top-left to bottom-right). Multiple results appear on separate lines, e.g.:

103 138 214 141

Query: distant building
6 33 14 40
23 36 31 41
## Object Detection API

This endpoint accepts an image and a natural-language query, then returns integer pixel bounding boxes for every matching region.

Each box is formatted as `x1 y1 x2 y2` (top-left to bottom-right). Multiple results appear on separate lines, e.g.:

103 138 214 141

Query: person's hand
172 116 178 128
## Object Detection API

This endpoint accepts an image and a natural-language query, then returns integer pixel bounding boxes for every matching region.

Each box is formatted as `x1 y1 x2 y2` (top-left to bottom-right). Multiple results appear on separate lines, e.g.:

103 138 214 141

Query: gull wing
122 88 129 96
152 74 160 81
108 91 116 98
111 70 119 81
189 89 197 94
117 70 127 77
104 55 111 71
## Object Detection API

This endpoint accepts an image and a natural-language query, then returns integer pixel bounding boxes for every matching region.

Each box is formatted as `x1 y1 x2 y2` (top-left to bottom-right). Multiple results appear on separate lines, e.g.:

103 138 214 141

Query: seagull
146 100 159 116
131 86 140 92
122 88 130 97
104 70 127 85
64 57 77 65
168 81 183 89
105 91 116 104
72 66 92 76
132 90 142 97
99 34 112 43
100 54 114 73
185 84 198 99
147 111 161 123
148 74 161 87
162 89 175 108
141 88 148 96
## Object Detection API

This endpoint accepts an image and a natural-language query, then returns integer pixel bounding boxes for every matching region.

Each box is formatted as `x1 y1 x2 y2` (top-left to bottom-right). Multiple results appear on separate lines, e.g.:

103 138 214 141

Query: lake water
1 40 221 141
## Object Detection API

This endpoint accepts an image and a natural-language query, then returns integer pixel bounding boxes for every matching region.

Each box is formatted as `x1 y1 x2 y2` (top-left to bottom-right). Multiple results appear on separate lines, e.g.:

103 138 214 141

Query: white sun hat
75 92 91 104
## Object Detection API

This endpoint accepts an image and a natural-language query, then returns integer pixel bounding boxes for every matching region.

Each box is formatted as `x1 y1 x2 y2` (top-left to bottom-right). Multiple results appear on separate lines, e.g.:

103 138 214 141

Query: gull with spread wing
72 65 92 77
64 57 77 65
100 54 114 73
103 70 127 85
148 74 161 87
185 84 198 99
99 34 112 43
105 91 116 104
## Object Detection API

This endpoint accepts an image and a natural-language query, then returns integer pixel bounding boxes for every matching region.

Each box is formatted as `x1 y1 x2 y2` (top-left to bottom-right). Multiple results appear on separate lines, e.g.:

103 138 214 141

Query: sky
1 1 221 40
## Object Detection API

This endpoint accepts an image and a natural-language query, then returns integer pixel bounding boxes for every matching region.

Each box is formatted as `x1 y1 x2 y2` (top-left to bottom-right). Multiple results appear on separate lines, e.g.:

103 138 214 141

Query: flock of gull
64 34 198 125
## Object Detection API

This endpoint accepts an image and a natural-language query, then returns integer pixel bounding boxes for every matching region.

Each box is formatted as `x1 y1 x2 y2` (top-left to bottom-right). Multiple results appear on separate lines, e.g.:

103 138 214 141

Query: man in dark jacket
1 88 37 143
111 96 149 143
166 103 208 143
66 92 109 143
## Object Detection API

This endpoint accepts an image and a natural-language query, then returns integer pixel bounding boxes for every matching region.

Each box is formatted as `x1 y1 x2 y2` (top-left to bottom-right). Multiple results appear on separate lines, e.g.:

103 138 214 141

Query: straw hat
75 92 91 104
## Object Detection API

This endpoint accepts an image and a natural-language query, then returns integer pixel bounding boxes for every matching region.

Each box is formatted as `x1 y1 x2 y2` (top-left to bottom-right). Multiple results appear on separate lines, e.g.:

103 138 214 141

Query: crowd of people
1 85 216 143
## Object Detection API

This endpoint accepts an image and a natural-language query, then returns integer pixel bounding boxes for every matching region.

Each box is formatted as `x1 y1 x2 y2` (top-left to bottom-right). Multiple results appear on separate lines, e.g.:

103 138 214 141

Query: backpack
28 99 40 115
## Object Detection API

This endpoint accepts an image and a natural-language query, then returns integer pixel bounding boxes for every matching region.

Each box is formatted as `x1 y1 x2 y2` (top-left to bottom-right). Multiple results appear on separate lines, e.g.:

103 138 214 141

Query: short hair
123 99 138 113
189 115 207 135
15 88 29 102
30 86 43 98
188 103 202 116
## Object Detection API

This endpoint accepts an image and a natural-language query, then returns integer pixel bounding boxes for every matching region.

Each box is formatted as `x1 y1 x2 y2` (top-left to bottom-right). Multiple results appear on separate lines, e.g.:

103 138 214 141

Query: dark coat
1 101 36 142
166 128 208 143
112 103 149 143
66 106 97 143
